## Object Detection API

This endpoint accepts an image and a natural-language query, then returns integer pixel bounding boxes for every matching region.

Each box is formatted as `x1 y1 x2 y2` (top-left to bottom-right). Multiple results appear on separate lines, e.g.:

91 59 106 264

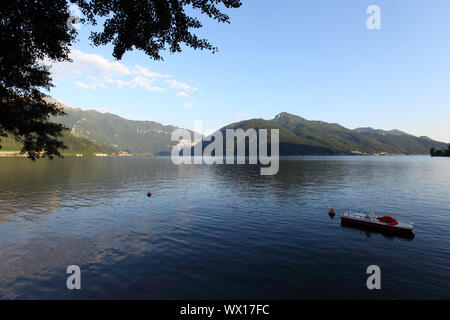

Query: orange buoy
328 208 336 216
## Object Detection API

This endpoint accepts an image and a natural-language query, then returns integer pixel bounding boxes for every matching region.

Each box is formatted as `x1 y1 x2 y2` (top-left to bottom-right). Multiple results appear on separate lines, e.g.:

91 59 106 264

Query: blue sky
49 0 450 142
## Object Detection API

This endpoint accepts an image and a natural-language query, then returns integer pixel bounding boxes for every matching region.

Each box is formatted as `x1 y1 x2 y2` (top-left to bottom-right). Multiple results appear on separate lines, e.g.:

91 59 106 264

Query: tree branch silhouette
0 0 241 159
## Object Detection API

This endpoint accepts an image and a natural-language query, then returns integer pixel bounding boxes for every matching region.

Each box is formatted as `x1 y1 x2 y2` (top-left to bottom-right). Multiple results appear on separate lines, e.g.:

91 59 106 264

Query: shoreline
0 152 436 159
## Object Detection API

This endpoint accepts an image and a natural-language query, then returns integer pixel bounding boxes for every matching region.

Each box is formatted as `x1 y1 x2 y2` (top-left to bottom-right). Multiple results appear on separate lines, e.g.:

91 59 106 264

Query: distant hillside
354 127 410 136
51 101 194 155
0 131 104 156
8 98 444 157
352 127 445 155
220 117 334 155
199 112 447 155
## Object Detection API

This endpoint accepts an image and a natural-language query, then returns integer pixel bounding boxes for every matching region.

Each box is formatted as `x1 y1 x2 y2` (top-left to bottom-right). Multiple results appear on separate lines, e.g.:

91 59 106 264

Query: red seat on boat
377 215 398 226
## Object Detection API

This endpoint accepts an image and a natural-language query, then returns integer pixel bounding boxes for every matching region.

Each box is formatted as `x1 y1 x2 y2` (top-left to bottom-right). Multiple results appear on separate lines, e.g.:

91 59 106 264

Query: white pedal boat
340 210 414 234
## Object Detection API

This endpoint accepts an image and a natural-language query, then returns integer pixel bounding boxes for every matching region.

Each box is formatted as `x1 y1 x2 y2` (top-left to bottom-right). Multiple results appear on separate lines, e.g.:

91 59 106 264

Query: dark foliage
74 0 242 60
430 145 450 157
0 0 241 159
1 0 75 159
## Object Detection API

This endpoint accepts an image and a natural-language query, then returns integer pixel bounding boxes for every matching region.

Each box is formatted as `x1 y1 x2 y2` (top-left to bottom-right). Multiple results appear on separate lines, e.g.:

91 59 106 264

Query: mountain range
207 112 447 155
0 100 447 156
53 104 192 155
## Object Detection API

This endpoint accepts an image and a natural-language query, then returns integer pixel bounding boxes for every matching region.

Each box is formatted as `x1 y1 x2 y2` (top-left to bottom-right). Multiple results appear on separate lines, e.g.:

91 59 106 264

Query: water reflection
0 156 449 299
340 221 415 240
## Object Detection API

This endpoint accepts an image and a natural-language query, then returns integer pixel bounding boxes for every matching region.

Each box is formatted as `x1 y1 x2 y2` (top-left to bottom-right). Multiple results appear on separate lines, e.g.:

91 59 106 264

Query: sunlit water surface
0 156 449 299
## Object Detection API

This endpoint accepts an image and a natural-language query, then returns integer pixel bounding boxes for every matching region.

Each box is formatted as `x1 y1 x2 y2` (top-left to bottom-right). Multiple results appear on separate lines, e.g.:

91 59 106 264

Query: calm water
0 156 449 299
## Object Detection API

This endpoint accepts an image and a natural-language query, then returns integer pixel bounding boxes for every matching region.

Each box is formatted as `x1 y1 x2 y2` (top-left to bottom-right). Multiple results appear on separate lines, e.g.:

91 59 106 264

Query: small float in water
328 208 336 216
340 210 414 235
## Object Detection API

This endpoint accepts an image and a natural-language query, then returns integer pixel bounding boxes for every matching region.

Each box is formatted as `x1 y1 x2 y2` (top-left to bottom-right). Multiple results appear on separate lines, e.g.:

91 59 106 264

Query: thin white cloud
133 65 171 79
75 80 106 90
176 91 189 98
166 79 198 92
236 113 249 118
51 49 129 81
49 49 198 97
75 81 91 89
184 102 195 108
72 49 130 75
115 76 166 92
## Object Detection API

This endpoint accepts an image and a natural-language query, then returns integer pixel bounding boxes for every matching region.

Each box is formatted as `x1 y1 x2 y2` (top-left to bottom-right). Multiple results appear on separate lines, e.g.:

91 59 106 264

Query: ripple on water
0 156 449 299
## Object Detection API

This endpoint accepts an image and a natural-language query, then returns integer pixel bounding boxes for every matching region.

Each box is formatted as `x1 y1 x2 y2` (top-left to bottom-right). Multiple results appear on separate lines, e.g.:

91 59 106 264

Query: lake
0 156 449 299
